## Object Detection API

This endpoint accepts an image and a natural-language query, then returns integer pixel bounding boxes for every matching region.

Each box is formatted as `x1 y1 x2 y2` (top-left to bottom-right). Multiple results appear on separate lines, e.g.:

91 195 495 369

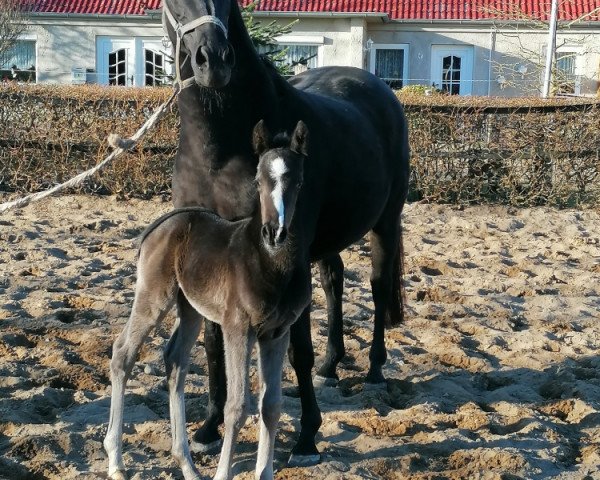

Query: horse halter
162 1 229 91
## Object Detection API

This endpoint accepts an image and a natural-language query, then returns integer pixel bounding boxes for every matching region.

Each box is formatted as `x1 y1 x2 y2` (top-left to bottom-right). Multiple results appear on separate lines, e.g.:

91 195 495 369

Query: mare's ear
291 120 309 156
252 119 271 156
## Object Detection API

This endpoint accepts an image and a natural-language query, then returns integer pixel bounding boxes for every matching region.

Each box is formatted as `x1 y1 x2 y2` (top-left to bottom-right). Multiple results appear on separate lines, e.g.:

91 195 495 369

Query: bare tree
482 0 600 96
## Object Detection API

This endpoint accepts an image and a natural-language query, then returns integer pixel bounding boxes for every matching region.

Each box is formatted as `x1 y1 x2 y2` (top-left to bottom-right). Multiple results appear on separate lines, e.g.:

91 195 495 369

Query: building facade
3 0 600 96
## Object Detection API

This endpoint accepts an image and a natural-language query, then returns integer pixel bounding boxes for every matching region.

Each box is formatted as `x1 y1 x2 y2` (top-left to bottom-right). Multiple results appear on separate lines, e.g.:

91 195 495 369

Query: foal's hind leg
190 319 226 454
315 254 345 383
366 206 402 384
164 291 203 480
104 283 176 480
256 330 290 480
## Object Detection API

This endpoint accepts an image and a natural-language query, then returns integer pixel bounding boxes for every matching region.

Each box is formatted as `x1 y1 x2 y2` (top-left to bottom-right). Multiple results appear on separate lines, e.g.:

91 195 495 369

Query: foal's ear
291 120 309 156
252 119 271 156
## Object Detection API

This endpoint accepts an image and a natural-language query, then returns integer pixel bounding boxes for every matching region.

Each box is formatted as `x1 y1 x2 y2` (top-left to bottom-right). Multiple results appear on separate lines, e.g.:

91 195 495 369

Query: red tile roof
30 0 600 21
31 0 162 15
245 0 600 21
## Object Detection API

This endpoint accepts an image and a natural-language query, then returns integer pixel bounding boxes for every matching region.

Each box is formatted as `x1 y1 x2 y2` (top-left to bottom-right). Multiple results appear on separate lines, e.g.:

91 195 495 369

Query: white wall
27 16 164 84
25 13 600 96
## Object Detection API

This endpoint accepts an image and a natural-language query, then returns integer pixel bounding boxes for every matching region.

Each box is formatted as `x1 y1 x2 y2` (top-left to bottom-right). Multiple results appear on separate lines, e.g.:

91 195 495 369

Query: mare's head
163 0 235 88
253 120 309 251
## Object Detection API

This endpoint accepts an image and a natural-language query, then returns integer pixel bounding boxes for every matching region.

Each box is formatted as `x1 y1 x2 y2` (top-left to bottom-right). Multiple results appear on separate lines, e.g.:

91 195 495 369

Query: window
108 49 128 86
257 35 323 76
0 39 36 82
555 50 579 95
258 44 319 75
441 55 461 95
144 48 169 86
369 44 409 90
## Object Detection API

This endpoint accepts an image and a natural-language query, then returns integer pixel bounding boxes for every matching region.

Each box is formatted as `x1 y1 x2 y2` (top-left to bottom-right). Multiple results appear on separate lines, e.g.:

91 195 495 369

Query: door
431 45 474 95
97 38 135 86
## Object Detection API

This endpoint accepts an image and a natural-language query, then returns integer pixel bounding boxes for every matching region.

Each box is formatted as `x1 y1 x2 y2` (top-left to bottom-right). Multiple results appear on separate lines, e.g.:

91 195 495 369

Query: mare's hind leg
366 204 403 384
104 282 176 480
214 323 254 480
315 254 345 383
255 330 290 480
164 291 203 480
190 319 226 453
288 306 322 466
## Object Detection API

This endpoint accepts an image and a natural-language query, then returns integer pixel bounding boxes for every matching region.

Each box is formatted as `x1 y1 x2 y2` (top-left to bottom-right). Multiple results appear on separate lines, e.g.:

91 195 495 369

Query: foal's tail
386 220 406 329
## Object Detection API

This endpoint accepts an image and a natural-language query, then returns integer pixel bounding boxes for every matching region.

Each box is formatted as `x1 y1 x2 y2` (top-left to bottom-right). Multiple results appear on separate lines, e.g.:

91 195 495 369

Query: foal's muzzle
261 223 287 249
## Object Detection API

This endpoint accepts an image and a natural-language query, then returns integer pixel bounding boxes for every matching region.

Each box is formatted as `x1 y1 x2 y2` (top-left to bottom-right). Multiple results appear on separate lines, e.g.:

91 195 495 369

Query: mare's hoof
314 375 338 388
365 369 386 385
363 381 387 391
190 437 222 455
288 453 321 467
109 471 128 480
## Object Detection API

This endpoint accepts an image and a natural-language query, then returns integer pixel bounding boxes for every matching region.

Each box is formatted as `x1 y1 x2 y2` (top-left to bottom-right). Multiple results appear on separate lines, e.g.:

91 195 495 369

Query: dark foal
160 0 410 466
104 121 311 480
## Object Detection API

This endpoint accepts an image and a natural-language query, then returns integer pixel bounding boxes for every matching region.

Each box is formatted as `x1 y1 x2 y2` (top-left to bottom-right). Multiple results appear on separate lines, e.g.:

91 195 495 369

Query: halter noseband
162 1 229 91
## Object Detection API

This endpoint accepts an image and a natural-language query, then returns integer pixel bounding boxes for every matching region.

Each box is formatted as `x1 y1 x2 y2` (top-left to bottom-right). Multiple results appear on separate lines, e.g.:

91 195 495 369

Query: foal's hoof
288 453 321 467
109 471 129 480
190 437 222 455
314 375 338 388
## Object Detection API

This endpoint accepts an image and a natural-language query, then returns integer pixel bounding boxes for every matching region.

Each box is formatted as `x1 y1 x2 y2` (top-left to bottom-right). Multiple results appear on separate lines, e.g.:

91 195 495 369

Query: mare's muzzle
261 223 287 249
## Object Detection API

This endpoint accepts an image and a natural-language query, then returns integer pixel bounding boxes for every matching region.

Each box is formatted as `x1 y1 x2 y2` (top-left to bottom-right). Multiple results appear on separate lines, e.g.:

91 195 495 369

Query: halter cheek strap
162 1 229 91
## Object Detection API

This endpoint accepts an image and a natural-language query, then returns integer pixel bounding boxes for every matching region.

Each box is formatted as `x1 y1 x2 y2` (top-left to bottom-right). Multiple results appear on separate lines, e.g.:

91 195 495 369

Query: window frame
554 45 582 96
269 34 324 74
0 34 37 83
368 43 409 90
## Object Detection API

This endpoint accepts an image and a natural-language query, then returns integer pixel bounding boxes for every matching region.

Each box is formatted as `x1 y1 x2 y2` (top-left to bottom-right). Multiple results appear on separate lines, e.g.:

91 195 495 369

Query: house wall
261 15 600 96
26 17 164 84
369 23 600 96
24 13 600 96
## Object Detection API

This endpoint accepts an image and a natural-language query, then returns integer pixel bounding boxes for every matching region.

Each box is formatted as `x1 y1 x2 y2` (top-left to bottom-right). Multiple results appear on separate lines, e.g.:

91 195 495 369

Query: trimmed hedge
1 84 599 207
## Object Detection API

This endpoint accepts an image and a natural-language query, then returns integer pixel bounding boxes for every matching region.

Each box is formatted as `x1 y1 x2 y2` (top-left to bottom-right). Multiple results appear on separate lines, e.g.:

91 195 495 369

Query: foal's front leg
255 330 290 480
214 322 254 480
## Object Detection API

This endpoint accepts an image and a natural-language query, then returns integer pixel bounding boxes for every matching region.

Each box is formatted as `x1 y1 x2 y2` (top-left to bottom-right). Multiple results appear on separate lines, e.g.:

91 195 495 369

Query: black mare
163 0 409 463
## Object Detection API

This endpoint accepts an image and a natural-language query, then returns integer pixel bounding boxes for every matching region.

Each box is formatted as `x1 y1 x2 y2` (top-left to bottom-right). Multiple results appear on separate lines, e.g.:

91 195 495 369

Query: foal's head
163 0 235 88
253 120 309 251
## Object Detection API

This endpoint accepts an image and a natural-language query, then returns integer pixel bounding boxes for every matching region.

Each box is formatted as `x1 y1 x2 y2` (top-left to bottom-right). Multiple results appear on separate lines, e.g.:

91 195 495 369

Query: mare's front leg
164 292 204 480
191 319 226 453
104 282 176 480
255 330 290 479
214 322 254 480
287 306 322 466
316 254 345 383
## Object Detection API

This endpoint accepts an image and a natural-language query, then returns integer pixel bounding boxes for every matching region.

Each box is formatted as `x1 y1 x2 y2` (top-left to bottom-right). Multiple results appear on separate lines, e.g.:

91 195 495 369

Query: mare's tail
385 220 406 329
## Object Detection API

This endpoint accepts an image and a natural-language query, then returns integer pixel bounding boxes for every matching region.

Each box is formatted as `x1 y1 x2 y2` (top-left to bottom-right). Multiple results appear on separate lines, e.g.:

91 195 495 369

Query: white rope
0 88 179 214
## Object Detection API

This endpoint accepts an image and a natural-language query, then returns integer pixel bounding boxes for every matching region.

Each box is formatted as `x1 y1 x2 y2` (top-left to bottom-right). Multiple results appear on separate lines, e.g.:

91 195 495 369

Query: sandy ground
0 194 599 480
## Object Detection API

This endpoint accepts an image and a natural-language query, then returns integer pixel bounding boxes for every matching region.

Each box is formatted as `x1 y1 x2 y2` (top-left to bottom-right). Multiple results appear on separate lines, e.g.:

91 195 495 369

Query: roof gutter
251 11 389 22
26 12 160 21
389 18 599 27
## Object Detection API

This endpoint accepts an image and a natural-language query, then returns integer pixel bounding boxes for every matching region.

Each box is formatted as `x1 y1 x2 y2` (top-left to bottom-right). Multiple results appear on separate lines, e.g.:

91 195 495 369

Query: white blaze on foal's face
269 156 287 234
